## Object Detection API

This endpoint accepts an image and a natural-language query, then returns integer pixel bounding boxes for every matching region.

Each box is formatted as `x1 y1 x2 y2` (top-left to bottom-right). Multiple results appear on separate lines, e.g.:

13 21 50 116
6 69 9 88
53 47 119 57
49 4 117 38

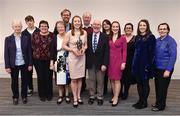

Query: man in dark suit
22 15 39 97
86 20 109 106
4 20 33 105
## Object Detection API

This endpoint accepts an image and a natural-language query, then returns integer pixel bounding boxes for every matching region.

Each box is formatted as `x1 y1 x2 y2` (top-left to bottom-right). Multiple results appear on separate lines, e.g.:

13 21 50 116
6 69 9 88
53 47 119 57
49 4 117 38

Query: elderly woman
4 20 32 105
152 23 177 111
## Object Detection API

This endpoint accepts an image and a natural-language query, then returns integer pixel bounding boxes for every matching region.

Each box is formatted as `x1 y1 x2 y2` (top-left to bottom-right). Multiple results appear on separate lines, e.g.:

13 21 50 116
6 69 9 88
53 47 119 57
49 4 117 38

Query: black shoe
151 104 158 108
132 101 141 107
13 98 18 105
109 99 113 103
57 96 63 105
47 97 53 101
65 96 71 104
151 107 164 111
73 101 78 108
40 98 46 102
112 101 119 107
135 103 147 109
78 99 84 105
97 99 103 106
22 97 28 104
88 98 95 105
27 90 33 97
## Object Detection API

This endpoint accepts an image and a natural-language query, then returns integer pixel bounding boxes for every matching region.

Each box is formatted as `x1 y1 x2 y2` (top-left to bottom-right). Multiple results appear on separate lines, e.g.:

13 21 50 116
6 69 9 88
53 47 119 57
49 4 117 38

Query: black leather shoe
22 97 28 104
135 103 147 109
97 99 103 106
13 98 18 105
132 101 141 107
40 98 46 102
57 96 63 105
151 107 164 111
88 98 95 105
65 96 71 104
47 97 53 101
151 104 158 108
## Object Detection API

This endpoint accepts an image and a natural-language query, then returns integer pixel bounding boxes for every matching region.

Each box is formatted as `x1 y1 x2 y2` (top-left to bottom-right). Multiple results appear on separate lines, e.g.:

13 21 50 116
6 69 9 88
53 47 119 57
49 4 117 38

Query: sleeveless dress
66 30 87 79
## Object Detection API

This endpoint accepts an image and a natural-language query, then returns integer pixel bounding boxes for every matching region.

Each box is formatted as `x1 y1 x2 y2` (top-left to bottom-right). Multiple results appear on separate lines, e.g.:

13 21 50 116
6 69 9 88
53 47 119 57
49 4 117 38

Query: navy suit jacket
4 34 33 68
86 32 109 70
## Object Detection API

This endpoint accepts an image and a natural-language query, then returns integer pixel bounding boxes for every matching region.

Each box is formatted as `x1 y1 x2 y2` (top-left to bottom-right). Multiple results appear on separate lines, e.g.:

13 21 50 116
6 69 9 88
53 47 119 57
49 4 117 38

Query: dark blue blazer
4 34 33 68
86 32 109 70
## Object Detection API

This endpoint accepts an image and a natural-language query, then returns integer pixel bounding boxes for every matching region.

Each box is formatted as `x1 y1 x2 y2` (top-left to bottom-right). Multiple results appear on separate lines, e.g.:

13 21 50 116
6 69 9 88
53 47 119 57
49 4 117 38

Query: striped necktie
93 34 97 53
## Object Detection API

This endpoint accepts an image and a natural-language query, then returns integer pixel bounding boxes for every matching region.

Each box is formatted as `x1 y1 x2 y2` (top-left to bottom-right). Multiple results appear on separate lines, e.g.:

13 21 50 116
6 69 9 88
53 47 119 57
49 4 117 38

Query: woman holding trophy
63 15 87 108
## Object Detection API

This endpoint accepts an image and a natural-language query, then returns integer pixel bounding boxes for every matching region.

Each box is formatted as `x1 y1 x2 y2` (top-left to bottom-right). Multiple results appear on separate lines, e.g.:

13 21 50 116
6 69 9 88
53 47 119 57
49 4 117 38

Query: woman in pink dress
63 15 87 108
108 21 127 106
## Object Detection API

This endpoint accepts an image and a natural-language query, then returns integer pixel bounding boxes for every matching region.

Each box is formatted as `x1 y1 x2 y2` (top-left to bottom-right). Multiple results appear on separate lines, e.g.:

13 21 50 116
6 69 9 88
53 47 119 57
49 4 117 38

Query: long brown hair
137 19 151 38
110 21 121 40
102 19 111 33
71 15 84 36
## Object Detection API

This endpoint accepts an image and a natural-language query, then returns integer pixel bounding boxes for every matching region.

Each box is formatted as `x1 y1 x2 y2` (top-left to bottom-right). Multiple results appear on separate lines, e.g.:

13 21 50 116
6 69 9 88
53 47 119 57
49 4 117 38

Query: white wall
0 0 179 78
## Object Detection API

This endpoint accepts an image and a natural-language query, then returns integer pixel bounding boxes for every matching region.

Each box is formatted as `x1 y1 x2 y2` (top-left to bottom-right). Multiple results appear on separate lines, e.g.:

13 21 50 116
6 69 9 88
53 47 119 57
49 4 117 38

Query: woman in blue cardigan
151 23 177 111
132 19 156 109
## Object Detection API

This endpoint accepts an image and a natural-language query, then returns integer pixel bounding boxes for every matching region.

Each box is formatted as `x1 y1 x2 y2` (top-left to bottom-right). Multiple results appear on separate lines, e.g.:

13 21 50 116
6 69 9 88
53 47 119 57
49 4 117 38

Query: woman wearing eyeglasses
152 23 177 111
32 20 54 102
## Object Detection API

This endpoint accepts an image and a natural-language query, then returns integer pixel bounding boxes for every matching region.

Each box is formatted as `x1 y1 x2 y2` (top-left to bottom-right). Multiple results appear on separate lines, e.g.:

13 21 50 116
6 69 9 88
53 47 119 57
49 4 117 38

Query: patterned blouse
32 32 54 60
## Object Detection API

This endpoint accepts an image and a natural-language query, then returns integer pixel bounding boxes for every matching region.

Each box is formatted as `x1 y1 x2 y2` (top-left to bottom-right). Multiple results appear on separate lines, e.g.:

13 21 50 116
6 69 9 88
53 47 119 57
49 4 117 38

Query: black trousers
154 68 173 109
34 59 53 99
10 65 28 99
120 81 131 97
27 69 33 90
137 79 150 104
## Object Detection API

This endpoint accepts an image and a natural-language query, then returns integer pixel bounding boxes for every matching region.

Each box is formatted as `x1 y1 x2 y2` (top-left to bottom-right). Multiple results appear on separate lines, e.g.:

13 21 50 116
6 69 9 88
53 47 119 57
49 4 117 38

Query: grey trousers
88 65 105 99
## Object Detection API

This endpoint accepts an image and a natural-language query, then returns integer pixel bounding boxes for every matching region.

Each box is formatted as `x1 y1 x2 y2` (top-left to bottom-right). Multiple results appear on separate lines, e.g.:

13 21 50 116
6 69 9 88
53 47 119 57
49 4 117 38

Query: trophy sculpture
76 36 83 51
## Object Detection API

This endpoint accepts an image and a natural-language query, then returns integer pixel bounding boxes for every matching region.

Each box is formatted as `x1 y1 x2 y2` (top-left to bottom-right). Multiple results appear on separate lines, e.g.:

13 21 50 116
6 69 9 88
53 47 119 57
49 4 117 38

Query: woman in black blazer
4 20 32 105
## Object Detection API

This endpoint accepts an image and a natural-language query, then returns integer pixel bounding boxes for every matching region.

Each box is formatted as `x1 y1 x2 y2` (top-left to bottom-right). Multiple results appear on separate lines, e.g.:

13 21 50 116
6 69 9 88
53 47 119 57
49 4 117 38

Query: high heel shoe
78 99 83 105
112 100 119 107
73 101 78 108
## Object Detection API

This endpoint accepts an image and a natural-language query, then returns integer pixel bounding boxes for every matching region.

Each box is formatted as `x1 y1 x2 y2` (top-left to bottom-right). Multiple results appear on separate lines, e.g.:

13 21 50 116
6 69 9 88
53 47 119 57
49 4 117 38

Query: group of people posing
4 9 177 112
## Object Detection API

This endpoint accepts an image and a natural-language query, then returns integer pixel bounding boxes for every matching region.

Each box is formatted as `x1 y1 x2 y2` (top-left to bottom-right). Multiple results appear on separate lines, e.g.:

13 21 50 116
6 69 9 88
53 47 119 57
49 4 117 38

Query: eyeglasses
159 28 167 30
62 14 70 17
125 27 132 29
40 25 48 28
